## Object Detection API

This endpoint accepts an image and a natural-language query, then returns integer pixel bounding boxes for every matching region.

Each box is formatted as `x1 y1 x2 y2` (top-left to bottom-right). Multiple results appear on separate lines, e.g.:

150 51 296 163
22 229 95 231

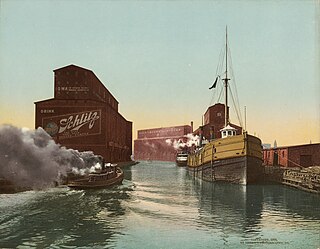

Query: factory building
263 143 320 168
35 64 132 163
134 125 193 162
193 103 242 140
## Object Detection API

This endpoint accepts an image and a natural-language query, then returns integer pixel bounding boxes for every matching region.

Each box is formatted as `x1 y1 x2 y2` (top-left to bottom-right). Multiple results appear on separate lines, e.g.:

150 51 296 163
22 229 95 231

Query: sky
0 0 319 147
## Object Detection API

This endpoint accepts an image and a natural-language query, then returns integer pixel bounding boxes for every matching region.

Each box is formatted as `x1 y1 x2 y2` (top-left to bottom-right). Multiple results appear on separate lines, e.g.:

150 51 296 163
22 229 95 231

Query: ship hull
176 161 187 167
188 155 263 185
67 169 124 190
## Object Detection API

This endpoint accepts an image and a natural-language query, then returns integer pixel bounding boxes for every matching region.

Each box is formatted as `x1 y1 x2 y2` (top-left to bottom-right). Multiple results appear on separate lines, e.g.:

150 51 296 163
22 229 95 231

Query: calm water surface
0 161 319 248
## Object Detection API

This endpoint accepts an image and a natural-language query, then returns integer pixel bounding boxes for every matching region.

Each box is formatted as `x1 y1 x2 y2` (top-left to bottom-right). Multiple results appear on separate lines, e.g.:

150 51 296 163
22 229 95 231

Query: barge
283 166 320 194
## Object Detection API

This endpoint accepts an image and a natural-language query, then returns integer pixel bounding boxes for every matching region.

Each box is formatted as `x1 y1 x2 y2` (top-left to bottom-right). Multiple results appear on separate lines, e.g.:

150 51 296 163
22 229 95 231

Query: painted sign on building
42 109 101 139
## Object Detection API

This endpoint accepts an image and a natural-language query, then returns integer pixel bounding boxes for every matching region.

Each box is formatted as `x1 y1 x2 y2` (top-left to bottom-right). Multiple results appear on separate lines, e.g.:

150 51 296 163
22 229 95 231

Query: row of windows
222 130 236 136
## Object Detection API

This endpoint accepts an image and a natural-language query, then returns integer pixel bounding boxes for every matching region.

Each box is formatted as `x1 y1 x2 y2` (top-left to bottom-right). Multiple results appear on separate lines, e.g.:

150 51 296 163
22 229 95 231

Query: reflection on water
0 161 319 248
0 186 132 248
192 179 264 236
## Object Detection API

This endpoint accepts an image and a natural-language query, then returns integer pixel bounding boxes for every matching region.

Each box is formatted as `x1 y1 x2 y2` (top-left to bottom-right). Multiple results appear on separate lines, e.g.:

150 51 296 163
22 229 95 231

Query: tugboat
67 164 124 190
187 28 263 185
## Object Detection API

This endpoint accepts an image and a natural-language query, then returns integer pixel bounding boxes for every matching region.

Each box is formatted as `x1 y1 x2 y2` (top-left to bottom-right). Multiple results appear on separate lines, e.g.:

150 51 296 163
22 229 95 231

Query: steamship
187 29 263 185
176 152 188 167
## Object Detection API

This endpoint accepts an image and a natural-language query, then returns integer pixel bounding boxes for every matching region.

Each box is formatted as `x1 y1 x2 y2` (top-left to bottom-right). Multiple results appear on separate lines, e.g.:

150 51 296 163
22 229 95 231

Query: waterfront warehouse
35 64 132 163
134 124 193 162
263 143 320 168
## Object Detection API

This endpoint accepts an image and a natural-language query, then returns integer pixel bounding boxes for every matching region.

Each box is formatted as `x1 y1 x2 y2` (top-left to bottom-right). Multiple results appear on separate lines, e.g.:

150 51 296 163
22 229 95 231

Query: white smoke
165 139 172 146
0 125 105 190
71 162 103 176
165 133 200 150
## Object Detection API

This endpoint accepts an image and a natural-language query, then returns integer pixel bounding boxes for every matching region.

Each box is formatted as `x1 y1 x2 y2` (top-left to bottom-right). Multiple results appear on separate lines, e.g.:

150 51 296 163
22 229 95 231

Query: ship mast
223 26 230 127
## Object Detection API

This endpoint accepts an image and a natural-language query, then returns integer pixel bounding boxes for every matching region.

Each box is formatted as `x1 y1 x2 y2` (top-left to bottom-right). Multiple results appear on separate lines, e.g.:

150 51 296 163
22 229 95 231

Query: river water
0 161 319 248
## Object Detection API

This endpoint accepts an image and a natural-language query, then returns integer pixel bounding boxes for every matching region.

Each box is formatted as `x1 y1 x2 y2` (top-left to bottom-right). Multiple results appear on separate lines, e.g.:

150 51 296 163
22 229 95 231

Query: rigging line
229 77 243 125
229 87 243 128
210 78 223 105
228 47 242 113
273 151 303 168
216 43 225 76
229 62 241 117
209 39 225 107
227 43 243 123
217 81 224 103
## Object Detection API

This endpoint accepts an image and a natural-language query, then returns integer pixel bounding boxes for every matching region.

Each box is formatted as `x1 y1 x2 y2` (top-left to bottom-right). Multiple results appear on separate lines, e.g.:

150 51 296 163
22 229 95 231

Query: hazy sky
0 0 319 146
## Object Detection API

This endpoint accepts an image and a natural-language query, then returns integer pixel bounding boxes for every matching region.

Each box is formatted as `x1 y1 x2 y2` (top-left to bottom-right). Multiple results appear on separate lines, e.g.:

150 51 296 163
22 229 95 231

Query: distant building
263 143 320 168
193 103 242 140
262 144 271 149
35 64 132 163
134 125 193 162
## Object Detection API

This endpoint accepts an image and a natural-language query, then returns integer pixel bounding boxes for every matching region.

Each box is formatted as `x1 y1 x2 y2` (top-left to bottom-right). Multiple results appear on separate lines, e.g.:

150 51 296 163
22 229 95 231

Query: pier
263 165 320 194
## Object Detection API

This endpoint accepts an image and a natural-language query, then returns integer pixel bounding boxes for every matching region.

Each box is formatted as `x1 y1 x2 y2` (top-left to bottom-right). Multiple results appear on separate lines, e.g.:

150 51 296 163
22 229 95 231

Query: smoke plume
165 133 200 150
0 125 103 190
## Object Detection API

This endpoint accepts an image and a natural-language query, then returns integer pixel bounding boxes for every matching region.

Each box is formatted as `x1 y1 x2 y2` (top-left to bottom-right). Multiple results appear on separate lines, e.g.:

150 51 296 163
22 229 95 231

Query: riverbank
263 165 320 194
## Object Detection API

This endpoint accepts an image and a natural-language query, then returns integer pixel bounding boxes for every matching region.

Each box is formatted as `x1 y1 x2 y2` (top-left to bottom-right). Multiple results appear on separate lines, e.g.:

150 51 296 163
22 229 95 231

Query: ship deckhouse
220 124 237 138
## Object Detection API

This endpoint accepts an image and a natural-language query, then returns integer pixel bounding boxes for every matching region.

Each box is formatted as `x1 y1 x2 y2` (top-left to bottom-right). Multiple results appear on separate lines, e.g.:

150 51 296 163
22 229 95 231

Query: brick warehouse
35 64 132 163
263 143 320 168
134 125 193 162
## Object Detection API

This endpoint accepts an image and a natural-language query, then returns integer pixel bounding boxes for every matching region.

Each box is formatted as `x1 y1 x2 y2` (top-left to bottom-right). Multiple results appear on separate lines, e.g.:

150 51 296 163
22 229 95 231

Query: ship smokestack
199 126 203 147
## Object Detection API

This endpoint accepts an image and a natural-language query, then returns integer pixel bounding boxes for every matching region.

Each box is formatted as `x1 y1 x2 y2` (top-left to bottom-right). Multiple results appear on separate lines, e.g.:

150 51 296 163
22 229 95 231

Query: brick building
134 125 193 162
263 143 320 168
35 64 132 163
194 103 242 140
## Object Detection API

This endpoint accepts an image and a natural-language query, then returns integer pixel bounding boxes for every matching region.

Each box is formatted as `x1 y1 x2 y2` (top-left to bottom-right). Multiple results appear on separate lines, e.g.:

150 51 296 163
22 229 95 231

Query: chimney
190 121 193 133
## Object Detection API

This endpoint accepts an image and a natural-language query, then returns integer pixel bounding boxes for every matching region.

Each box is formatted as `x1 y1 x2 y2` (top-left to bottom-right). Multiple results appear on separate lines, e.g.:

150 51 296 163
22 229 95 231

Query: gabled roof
53 64 94 73
53 64 119 104
205 103 225 114
220 124 237 132
34 98 107 105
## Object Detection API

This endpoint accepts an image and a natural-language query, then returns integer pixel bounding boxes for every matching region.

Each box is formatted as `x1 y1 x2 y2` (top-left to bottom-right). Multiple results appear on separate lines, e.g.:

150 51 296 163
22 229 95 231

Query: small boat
67 166 124 190
176 152 188 167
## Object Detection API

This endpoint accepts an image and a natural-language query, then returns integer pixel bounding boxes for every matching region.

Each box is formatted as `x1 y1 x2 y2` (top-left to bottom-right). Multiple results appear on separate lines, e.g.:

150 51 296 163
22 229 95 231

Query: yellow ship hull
187 133 263 184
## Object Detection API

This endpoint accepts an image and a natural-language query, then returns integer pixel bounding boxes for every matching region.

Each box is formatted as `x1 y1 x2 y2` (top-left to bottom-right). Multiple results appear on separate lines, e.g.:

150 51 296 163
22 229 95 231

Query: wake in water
0 125 104 190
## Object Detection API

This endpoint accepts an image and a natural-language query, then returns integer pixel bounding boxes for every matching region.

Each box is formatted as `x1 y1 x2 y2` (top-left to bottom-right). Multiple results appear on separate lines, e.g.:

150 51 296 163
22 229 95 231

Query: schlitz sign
42 109 101 139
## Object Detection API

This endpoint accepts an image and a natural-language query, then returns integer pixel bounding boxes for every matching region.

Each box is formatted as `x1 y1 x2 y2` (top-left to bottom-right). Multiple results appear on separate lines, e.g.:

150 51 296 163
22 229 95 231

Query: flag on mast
209 76 219 89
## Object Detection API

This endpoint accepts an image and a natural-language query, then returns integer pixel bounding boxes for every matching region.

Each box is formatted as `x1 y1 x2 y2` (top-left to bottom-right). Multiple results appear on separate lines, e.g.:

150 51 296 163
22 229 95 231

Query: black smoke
0 125 102 190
